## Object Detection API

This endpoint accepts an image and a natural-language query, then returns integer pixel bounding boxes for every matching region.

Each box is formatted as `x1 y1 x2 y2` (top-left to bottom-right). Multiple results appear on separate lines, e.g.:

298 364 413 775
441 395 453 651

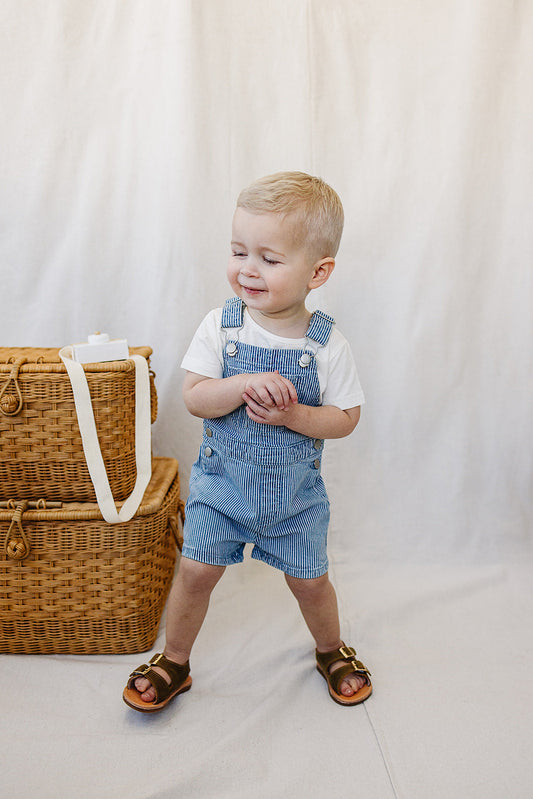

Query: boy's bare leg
134 557 225 702
285 572 366 696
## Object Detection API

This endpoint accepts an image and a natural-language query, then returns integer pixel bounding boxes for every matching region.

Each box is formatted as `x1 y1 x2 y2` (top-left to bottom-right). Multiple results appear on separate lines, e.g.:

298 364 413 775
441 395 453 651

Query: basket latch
4 499 31 562
0 356 26 416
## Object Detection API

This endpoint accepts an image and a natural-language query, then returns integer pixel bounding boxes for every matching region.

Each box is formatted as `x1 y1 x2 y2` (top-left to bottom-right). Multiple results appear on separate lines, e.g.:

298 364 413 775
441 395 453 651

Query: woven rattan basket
0 457 182 655
0 347 157 502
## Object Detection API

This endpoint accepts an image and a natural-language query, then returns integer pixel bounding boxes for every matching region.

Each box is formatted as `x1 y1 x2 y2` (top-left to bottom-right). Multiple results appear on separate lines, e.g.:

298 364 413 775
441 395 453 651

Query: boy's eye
263 256 279 265
232 251 246 258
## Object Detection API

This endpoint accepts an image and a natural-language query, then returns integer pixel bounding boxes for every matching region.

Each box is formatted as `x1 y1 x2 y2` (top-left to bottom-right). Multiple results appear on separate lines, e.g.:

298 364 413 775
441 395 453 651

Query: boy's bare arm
183 371 298 419
287 403 360 439
243 395 360 439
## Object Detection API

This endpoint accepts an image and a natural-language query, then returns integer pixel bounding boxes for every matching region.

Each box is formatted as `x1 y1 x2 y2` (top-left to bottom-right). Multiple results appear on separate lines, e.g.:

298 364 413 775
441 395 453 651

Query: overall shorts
182 298 334 579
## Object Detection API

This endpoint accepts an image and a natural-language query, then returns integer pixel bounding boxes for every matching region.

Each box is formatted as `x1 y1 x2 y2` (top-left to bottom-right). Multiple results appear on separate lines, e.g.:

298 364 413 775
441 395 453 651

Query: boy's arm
183 370 298 419
243 395 360 439
287 403 360 439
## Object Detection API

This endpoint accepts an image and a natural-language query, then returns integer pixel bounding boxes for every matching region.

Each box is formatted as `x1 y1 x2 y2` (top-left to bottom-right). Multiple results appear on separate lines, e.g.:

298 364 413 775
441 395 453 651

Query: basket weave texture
0 347 157 502
0 457 181 655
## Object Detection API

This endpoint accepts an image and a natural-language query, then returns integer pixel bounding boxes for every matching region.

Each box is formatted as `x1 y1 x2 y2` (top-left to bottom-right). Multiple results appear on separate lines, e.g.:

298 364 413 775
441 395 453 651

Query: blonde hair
237 171 344 259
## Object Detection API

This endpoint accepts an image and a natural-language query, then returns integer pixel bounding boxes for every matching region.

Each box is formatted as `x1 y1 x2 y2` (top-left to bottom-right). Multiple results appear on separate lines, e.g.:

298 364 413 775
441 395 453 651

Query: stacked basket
0 347 182 655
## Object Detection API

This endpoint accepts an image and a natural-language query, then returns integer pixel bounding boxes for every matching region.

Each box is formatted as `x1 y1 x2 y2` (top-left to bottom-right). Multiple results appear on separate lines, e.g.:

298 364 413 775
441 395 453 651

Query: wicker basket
0 457 182 655
0 347 157 502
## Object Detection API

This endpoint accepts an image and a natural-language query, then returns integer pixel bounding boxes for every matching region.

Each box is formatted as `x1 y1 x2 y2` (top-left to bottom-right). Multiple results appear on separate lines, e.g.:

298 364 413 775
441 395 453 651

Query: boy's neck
246 306 312 338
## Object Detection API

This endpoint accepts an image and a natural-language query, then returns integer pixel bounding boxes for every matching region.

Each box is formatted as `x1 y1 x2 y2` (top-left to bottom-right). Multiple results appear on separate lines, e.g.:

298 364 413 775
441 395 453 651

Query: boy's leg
134 556 225 701
284 572 366 697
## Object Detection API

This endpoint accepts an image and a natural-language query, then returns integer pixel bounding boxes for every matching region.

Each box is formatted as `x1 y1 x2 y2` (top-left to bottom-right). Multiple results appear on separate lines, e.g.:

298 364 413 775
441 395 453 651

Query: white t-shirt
181 307 365 410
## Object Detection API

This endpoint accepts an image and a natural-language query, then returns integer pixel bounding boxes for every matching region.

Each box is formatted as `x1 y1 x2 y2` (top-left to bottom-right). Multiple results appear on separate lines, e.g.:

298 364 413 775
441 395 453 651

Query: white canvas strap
59 347 152 523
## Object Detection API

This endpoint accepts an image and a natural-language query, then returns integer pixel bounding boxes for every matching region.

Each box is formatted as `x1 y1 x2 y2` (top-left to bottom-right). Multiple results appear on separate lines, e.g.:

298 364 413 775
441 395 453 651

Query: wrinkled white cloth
1 1 532 797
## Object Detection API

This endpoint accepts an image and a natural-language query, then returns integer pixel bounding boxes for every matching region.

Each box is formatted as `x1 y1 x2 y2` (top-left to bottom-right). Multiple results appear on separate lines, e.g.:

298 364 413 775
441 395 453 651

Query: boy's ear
308 257 335 290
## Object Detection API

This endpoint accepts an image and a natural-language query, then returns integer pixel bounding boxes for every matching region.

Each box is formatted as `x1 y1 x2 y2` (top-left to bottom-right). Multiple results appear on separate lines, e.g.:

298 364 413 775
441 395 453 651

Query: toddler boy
123 171 372 711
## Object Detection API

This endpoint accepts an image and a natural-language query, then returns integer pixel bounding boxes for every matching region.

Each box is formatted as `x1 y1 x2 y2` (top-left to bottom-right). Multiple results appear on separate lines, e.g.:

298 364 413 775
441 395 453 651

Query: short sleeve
180 309 224 379
321 332 365 409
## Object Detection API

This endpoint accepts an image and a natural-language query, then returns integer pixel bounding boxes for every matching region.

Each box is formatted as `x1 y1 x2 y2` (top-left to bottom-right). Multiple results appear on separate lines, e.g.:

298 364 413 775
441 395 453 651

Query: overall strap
221 299 334 341
221 297 245 329
305 310 335 346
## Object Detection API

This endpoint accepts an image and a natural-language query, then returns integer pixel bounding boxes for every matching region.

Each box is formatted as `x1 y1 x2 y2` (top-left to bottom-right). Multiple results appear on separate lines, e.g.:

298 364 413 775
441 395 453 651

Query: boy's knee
285 572 330 602
178 557 225 594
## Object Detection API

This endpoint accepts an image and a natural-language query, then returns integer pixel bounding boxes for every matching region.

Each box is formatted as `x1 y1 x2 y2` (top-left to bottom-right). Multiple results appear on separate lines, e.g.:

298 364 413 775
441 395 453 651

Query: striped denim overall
182 297 334 579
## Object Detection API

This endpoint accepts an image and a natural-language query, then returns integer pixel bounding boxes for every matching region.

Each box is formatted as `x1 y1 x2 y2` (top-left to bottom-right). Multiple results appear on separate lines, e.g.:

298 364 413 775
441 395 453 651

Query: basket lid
0 346 153 373
0 457 179 521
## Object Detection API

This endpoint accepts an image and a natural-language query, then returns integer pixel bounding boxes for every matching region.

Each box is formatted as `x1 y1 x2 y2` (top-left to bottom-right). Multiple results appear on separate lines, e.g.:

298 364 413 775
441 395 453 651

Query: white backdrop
2 2 533 798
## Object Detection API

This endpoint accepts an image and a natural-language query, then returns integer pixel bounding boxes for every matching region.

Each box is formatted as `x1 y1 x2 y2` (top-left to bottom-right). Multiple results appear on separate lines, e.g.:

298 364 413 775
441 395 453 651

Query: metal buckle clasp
339 646 357 660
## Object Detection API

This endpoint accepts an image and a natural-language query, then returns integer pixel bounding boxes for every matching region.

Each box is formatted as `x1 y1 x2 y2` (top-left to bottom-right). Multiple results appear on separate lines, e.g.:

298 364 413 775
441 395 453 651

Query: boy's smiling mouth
239 283 266 295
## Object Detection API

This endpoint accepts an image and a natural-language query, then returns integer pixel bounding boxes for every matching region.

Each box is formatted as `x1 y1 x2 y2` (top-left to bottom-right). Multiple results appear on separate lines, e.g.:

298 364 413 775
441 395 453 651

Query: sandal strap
316 643 371 689
127 653 190 704
327 662 370 695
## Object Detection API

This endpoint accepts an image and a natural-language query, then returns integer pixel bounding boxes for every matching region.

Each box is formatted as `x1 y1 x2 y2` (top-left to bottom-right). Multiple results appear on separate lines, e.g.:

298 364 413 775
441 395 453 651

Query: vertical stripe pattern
182 298 334 579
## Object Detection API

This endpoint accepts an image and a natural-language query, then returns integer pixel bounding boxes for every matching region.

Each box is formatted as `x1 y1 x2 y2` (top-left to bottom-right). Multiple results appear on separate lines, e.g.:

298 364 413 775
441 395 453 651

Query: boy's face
228 208 323 322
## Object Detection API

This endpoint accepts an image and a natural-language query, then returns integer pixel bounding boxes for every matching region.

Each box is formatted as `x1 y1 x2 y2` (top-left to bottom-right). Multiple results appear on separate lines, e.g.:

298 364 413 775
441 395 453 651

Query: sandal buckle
339 646 372 677
339 645 357 660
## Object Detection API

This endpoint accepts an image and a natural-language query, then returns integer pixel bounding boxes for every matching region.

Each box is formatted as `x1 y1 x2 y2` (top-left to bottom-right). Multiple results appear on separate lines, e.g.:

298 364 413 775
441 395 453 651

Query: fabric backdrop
1 2 532 798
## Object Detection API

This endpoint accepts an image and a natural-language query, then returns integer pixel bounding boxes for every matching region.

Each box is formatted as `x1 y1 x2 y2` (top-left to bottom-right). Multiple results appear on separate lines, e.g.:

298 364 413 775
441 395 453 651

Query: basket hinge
0 356 26 416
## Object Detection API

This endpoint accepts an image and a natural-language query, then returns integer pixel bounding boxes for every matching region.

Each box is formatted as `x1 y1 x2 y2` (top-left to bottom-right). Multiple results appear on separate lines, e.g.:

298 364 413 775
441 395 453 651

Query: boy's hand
243 393 297 426
242 371 298 411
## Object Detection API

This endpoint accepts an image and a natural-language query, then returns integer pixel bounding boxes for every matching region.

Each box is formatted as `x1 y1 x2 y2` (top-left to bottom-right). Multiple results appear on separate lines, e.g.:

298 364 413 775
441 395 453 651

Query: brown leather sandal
316 643 372 706
123 653 192 713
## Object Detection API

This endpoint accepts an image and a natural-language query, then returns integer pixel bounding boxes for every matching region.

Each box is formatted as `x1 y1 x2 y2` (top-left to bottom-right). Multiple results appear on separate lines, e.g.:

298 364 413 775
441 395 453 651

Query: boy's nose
241 258 259 277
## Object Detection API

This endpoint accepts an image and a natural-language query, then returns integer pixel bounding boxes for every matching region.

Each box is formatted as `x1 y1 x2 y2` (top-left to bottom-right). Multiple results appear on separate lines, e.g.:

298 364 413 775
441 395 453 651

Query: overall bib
182 298 334 579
